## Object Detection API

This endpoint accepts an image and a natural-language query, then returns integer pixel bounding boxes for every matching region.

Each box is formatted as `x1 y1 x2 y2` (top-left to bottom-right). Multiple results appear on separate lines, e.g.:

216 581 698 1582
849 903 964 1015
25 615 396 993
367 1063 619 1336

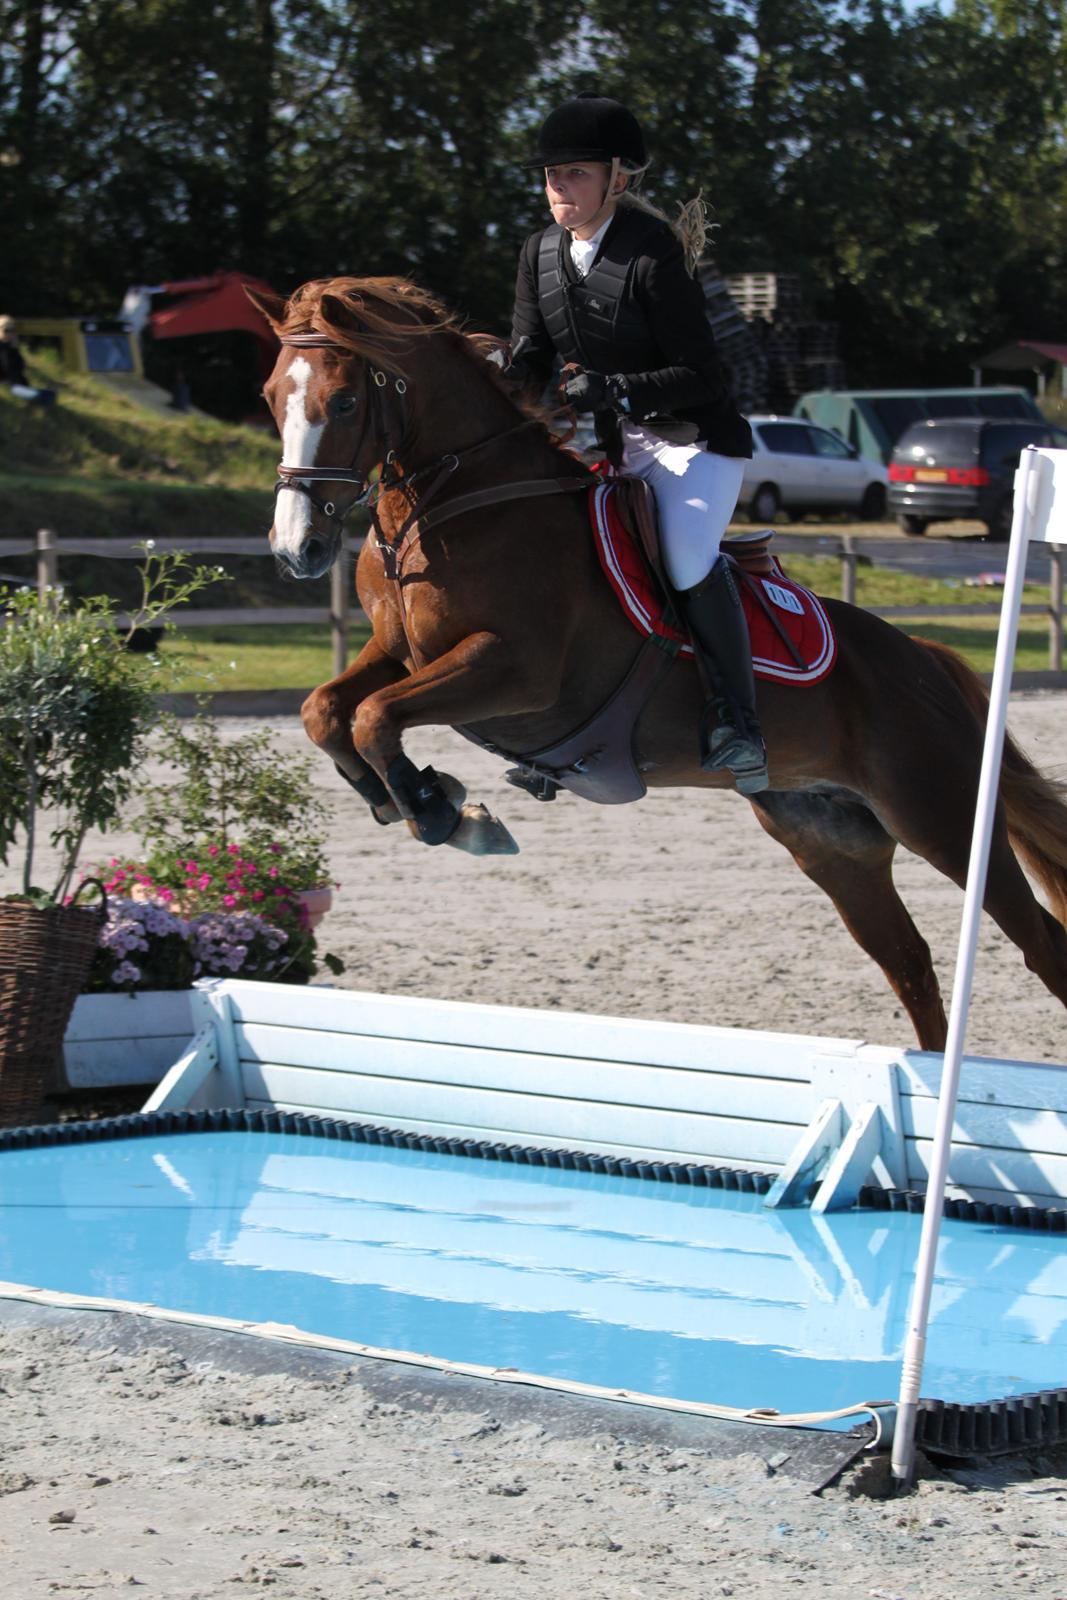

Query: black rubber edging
0 1106 775 1194
916 1389 1067 1459
857 1185 1067 1458
857 1182 1067 1233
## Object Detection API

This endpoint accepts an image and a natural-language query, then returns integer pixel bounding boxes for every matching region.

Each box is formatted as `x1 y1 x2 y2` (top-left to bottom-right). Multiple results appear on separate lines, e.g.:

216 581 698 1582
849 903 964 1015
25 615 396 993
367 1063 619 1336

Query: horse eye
334 393 357 416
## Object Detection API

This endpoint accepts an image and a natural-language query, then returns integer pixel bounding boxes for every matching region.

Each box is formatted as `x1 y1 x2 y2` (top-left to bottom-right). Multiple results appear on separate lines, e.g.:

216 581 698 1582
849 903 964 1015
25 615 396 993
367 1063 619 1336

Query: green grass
162 624 374 693
889 618 1054 674
0 349 277 489
778 552 1049 609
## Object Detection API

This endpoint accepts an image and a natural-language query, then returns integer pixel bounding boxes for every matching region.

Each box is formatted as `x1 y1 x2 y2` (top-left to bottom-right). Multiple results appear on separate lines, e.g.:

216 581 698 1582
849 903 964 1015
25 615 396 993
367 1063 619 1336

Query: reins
274 330 593 583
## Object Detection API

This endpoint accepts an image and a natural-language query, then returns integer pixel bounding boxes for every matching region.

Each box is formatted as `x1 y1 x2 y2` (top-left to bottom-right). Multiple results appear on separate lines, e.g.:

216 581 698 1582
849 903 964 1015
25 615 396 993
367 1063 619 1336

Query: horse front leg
353 631 544 855
301 636 418 827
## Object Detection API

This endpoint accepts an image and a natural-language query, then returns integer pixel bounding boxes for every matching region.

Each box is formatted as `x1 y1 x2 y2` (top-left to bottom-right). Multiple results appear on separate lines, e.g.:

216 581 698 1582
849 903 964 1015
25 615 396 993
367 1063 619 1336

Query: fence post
330 540 349 677
36 527 58 598
1050 545 1064 672
840 535 857 605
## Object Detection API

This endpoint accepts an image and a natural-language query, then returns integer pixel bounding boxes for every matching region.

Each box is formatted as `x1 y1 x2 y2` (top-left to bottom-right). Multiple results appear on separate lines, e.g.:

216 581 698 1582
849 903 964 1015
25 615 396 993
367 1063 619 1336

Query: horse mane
280 275 578 451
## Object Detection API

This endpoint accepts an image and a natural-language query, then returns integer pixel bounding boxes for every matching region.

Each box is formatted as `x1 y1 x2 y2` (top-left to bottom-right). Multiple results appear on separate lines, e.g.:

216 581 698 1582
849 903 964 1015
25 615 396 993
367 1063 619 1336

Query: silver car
740 415 889 522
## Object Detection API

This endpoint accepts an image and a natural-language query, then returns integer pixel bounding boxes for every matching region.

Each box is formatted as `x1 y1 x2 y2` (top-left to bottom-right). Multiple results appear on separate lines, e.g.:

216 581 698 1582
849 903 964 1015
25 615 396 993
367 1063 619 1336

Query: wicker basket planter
0 881 107 1126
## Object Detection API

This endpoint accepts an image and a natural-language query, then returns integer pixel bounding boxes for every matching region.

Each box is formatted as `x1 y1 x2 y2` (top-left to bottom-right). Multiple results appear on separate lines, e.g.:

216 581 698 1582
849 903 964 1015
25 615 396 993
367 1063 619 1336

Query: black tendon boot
677 556 769 794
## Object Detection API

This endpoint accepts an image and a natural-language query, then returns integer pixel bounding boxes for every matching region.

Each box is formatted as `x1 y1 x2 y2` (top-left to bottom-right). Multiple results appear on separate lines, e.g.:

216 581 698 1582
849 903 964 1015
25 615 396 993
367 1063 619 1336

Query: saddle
611 474 776 614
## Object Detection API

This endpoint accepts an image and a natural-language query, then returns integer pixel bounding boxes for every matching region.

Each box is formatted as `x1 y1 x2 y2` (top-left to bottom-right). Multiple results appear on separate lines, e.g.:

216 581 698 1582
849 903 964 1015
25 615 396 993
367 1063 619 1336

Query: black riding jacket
510 205 752 459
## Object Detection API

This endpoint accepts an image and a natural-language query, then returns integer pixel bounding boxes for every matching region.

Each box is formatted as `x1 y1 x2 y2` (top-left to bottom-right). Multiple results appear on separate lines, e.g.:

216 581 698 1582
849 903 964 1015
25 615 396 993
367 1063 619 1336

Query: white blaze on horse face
274 356 326 557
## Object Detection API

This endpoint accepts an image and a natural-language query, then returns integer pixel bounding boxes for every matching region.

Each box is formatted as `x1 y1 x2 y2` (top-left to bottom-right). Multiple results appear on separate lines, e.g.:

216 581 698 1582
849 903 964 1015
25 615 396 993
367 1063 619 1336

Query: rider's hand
559 369 610 412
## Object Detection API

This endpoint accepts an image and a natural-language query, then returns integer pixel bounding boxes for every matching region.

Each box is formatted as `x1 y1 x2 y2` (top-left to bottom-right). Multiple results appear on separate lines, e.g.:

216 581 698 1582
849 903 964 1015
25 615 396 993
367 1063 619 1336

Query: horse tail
916 636 1067 926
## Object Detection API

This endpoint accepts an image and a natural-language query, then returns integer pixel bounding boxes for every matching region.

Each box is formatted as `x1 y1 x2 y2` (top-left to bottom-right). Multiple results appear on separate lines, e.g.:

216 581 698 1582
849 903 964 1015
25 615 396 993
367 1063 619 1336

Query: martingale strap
377 473 592 585
413 475 593 533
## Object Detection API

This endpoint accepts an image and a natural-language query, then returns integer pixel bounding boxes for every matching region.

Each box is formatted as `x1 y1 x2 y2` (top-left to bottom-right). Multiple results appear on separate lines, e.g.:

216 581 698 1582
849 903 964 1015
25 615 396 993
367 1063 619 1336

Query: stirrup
700 715 769 794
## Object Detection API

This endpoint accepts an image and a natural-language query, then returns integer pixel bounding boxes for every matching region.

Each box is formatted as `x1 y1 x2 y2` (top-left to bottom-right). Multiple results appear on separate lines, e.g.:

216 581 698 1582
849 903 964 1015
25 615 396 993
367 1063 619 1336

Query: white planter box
62 990 195 1088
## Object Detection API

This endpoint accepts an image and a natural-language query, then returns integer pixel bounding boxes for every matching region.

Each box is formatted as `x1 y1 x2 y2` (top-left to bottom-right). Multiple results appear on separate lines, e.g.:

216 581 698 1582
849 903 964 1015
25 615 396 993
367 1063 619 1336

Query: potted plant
0 549 221 1122
129 709 342 938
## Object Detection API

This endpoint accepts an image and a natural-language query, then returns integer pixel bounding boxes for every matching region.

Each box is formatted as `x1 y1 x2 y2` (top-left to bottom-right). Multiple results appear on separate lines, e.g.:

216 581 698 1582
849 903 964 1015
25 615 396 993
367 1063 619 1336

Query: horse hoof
444 802 520 856
439 772 468 808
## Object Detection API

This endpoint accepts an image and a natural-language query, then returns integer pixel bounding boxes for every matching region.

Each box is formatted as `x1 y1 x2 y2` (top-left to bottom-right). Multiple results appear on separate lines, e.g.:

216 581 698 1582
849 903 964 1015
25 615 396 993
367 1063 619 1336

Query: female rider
507 93 768 795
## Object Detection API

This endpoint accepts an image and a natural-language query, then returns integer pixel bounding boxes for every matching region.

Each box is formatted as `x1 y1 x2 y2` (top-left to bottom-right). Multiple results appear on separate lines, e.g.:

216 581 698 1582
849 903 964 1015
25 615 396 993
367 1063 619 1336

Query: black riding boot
677 556 769 795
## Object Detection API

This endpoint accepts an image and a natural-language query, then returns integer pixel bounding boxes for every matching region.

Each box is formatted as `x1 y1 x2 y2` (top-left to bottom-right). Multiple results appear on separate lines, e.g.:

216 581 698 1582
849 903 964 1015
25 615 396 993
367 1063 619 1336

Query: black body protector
536 221 649 374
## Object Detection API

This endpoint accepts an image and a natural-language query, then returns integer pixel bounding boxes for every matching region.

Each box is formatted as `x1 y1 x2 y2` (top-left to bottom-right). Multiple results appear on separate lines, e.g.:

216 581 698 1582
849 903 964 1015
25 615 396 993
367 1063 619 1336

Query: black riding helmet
522 93 647 170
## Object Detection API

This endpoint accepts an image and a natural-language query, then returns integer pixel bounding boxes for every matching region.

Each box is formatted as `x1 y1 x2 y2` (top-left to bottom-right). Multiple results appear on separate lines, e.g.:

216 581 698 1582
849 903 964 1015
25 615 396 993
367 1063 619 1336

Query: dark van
887 417 1067 539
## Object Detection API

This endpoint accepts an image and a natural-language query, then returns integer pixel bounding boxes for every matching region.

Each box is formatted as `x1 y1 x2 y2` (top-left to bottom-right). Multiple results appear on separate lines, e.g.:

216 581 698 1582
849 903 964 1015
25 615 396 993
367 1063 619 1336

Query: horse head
248 277 451 580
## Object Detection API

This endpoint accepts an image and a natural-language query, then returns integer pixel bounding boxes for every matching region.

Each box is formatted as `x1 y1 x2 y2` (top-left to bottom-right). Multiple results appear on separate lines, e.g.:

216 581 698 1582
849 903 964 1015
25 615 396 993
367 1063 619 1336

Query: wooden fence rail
1 527 1064 674
0 529 367 677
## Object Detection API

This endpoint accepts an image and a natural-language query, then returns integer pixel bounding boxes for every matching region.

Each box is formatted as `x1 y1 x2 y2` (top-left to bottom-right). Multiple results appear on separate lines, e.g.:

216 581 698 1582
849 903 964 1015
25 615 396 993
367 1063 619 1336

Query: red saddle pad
589 482 837 687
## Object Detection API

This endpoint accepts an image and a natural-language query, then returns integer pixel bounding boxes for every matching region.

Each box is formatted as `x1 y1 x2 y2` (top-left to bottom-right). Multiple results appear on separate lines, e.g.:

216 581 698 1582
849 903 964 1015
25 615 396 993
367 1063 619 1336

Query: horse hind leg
751 789 948 1050
971 827 1067 1017
905 635 1067 1015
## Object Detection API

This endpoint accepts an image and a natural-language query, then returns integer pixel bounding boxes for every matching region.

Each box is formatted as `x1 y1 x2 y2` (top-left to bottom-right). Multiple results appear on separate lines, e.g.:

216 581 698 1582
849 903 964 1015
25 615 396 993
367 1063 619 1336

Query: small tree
132 708 335 889
0 549 222 901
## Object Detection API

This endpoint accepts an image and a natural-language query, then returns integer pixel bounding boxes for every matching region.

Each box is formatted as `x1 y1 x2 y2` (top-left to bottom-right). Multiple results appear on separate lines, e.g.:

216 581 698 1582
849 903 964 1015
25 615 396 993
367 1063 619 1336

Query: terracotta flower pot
295 886 333 929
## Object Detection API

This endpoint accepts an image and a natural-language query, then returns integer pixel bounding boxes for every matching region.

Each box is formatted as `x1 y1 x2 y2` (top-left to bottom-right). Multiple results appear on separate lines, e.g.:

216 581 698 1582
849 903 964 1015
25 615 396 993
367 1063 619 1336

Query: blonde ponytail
616 167 710 275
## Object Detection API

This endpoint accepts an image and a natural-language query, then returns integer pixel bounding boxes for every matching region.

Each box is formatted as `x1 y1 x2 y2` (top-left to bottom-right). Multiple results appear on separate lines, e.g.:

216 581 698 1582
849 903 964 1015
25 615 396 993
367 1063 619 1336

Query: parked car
794 386 1043 464
887 417 1067 539
740 416 888 523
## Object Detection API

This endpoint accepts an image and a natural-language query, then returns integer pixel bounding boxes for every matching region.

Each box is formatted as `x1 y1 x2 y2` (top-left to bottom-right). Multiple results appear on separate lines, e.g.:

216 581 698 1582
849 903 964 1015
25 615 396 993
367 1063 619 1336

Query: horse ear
244 285 287 329
319 291 350 329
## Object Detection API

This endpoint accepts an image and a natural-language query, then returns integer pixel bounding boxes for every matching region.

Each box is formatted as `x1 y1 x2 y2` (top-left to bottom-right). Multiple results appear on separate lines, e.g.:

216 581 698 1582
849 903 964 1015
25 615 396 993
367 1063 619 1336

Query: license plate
914 468 948 483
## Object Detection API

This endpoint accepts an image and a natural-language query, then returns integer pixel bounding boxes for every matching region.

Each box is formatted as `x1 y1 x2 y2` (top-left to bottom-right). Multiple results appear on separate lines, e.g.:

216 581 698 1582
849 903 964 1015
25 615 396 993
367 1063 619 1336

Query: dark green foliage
0 1 1065 384
0 551 222 898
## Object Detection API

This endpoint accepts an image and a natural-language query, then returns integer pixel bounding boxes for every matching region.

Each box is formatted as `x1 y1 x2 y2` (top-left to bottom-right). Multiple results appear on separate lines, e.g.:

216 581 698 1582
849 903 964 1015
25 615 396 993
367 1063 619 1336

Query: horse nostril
305 536 327 570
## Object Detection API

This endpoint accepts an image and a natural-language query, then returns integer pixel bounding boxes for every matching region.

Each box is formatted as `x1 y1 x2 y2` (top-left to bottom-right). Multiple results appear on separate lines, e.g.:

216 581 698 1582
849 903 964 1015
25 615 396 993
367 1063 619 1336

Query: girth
457 632 677 807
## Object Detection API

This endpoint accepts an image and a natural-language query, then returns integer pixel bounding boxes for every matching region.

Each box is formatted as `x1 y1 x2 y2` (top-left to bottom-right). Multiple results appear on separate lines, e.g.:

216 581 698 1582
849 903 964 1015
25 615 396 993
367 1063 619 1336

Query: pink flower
268 865 279 878
227 843 240 856
223 893 237 907
252 890 265 902
268 843 282 854
207 845 219 857
198 874 211 890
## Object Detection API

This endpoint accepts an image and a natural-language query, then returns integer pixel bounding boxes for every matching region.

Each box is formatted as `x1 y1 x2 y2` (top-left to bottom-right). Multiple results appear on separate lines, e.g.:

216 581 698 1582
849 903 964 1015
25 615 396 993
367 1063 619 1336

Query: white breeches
620 422 745 591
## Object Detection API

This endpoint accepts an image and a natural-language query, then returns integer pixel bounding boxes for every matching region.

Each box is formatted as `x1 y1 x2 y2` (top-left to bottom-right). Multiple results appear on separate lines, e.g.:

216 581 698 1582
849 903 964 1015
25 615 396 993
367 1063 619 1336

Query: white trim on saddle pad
590 483 837 685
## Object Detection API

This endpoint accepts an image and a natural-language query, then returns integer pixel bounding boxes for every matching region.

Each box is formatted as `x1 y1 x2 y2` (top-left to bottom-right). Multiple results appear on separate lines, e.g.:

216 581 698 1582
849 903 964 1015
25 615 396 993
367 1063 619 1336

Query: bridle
272 328 594 583
273 331 408 530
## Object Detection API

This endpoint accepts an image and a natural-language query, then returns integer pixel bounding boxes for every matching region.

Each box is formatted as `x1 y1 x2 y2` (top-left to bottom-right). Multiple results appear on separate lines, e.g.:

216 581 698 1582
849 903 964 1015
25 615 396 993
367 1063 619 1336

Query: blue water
1 1131 1065 1423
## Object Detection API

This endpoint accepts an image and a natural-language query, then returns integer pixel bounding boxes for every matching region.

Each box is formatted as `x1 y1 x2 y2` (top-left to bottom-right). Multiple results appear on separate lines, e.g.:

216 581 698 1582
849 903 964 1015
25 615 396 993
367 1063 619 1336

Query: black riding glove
560 370 608 412
560 370 631 414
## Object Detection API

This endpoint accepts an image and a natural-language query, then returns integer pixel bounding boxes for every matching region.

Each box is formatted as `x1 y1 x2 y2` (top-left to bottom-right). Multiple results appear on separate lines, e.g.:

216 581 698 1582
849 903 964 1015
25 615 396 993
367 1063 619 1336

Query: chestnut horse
250 275 1067 1051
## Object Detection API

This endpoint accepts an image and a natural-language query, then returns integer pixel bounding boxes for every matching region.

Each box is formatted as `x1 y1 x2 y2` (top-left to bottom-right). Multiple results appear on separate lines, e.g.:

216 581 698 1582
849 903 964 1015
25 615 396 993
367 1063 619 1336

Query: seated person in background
0 316 56 406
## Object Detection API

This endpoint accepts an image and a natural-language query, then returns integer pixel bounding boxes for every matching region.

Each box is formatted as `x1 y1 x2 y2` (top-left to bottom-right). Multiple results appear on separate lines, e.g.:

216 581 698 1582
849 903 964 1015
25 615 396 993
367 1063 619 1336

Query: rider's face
544 162 621 237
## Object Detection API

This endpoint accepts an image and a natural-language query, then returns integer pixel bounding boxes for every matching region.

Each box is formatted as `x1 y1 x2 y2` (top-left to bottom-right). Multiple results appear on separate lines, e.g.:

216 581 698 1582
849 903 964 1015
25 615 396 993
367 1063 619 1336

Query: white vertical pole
890 448 1041 1485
